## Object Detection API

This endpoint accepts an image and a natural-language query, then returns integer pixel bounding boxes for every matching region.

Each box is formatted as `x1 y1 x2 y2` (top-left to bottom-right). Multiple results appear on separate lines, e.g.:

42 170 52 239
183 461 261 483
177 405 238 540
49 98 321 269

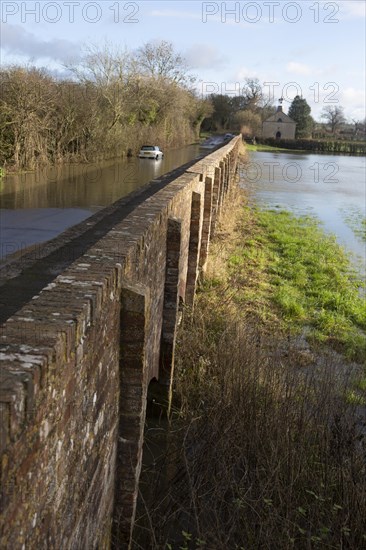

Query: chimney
277 105 283 112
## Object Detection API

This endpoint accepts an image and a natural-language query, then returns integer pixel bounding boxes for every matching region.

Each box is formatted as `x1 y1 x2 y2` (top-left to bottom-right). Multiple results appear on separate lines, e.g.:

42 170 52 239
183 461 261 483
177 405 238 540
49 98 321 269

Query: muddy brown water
0 144 201 260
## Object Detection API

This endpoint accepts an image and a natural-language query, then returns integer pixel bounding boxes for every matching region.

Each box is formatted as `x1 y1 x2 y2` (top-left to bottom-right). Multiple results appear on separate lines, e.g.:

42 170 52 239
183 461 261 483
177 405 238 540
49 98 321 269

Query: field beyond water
133 184 366 550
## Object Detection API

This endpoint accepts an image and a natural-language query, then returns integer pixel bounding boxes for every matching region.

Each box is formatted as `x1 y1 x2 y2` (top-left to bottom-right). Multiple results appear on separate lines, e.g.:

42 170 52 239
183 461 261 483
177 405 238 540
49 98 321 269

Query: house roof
263 107 296 125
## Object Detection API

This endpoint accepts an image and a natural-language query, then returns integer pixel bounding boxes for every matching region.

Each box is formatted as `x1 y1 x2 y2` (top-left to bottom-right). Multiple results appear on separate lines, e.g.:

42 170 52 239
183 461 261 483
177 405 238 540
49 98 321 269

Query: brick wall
0 138 240 549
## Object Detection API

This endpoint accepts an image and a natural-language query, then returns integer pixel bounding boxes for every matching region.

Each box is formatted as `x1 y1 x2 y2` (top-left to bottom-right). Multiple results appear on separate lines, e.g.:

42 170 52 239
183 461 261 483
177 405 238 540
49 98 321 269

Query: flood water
0 144 201 260
240 151 366 274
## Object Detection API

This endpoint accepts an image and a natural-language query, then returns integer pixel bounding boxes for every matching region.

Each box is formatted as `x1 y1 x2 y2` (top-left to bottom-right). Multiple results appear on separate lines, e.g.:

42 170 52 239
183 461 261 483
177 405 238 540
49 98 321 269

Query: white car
138 145 164 160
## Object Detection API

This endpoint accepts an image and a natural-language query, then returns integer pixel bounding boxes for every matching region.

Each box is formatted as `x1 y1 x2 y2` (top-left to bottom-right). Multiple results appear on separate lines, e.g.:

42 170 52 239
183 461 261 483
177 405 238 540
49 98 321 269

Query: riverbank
254 137 366 156
245 142 299 153
133 184 366 550
194 185 365 395
242 148 366 274
245 141 366 156
228 206 365 363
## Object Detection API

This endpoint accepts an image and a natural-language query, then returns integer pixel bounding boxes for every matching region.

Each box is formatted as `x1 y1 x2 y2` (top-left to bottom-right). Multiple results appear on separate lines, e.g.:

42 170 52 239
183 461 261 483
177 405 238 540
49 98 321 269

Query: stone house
262 105 296 140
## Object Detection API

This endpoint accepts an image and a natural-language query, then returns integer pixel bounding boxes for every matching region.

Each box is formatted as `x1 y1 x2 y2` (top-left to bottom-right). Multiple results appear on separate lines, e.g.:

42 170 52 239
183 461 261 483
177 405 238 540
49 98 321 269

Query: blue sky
1 0 365 120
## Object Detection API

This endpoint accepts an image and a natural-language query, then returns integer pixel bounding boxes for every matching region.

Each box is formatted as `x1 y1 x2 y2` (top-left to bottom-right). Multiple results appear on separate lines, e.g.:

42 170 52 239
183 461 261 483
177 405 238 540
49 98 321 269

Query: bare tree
0 66 56 169
136 40 195 85
1 42 210 169
66 43 137 131
321 105 346 135
242 78 263 111
351 118 366 138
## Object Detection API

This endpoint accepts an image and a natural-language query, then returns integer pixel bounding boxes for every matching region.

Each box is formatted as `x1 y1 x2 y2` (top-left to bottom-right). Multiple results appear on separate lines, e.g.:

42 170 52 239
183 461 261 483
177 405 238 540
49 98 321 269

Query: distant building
262 105 296 140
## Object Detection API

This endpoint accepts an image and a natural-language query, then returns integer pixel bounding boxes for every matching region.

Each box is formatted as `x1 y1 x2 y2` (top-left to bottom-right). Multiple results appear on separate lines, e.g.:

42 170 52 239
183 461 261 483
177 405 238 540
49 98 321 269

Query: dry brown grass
133 182 366 550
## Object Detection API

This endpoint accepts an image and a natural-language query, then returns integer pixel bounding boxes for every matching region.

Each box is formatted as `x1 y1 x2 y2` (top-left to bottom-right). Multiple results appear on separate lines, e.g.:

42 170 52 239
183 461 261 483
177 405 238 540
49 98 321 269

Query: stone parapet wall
0 137 240 549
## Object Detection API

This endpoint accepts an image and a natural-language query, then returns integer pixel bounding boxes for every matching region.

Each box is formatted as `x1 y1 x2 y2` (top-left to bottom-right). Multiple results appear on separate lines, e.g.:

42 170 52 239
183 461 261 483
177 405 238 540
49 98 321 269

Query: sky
1 0 365 121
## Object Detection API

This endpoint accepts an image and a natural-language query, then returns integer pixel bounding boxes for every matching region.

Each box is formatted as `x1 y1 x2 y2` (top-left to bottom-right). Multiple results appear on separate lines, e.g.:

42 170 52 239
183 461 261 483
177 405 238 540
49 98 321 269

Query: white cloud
308 86 366 121
150 10 201 21
318 64 340 78
149 8 253 29
338 1 366 19
286 62 312 76
285 62 341 79
346 106 366 120
235 67 259 81
341 88 366 118
342 87 366 104
185 44 227 69
1 24 80 63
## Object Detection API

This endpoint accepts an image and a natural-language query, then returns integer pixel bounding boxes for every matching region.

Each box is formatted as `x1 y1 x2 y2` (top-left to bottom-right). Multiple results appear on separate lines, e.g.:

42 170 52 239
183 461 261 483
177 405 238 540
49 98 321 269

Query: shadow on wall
0 138 241 550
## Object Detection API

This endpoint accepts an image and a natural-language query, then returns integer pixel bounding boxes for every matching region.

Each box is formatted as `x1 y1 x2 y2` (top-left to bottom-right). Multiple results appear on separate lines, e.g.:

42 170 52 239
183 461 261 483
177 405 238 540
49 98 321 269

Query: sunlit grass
135 188 366 550
245 142 296 153
229 208 366 363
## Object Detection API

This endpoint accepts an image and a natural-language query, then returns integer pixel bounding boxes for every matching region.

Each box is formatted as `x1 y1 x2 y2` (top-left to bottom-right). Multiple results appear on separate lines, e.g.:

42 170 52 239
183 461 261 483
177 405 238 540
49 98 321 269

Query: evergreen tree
288 95 313 138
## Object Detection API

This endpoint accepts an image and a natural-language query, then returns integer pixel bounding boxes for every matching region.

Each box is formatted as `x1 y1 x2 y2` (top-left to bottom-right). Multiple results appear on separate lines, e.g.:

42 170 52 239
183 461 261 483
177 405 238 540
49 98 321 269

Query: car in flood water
138 145 164 160
200 135 233 149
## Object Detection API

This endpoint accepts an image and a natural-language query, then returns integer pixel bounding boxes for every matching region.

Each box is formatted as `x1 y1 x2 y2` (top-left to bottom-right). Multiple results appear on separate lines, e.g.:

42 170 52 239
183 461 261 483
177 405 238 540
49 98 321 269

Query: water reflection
0 145 201 260
0 145 201 209
241 152 366 272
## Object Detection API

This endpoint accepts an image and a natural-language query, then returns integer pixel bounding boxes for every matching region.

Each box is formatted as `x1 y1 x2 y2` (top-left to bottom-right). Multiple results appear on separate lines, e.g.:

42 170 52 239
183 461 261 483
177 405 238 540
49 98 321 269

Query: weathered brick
0 138 240 550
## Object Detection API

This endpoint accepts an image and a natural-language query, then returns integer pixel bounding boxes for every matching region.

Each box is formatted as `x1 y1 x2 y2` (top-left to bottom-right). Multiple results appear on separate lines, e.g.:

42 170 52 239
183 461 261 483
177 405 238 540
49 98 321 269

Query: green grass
135 192 366 550
245 143 299 153
229 208 366 363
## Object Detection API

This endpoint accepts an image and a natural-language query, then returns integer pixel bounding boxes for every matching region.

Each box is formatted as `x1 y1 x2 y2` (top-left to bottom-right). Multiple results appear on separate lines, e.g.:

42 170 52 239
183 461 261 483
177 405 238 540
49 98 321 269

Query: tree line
2 43 364 172
0 41 212 171
204 83 365 142
202 78 276 136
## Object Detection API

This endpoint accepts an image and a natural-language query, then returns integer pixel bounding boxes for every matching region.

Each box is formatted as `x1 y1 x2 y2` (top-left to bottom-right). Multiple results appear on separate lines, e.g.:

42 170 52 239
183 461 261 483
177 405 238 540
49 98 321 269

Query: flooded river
0 144 201 259
1 146 365 270
240 151 366 273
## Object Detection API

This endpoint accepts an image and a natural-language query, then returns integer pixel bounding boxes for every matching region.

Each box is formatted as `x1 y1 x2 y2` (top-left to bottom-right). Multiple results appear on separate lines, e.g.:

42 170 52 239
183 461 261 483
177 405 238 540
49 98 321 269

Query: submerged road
0 143 205 261
0 141 227 325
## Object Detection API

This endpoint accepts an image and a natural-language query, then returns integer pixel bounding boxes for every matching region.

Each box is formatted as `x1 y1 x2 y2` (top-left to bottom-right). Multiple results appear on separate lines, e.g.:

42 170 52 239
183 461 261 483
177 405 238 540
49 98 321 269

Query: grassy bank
245 143 298 153
133 186 366 550
226 207 366 363
256 137 366 156
245 141 366 156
